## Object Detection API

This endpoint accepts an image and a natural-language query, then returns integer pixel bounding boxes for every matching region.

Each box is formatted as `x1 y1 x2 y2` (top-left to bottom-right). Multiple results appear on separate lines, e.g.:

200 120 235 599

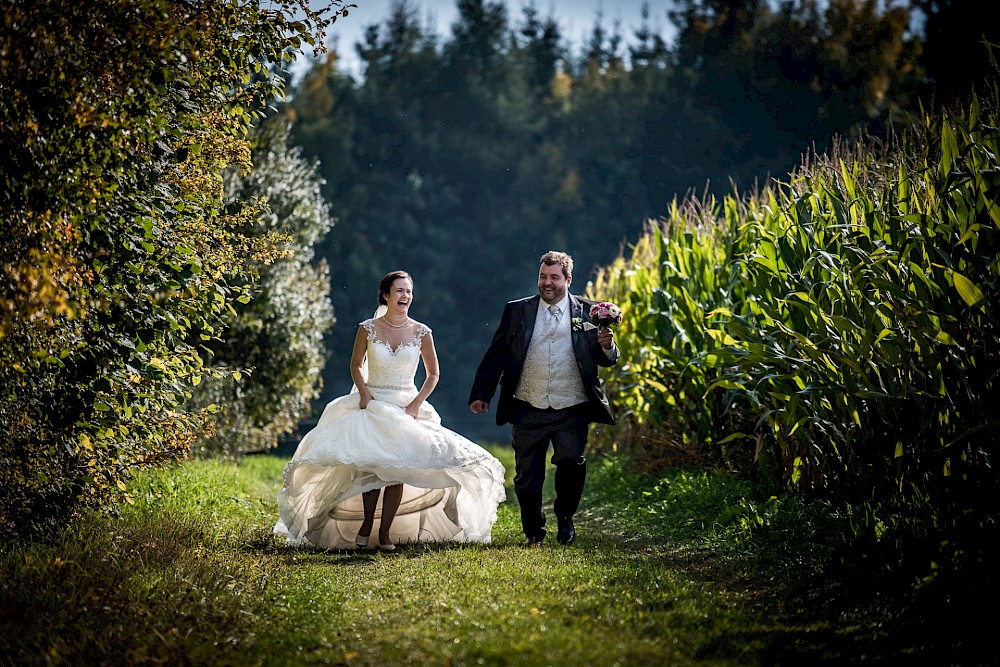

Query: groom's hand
470 400 490 414
598 326 615 350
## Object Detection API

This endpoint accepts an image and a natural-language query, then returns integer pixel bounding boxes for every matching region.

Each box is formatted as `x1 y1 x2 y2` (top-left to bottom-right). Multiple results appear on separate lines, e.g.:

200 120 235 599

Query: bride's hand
404 399 422 419
358 392 372 409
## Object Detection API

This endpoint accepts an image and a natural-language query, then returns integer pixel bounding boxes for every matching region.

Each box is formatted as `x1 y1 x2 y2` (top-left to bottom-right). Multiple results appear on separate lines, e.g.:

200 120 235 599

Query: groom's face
537 262 571 305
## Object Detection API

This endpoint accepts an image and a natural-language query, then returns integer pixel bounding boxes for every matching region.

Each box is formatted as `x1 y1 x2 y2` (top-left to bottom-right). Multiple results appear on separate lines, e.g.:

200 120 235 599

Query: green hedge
0 0 345 534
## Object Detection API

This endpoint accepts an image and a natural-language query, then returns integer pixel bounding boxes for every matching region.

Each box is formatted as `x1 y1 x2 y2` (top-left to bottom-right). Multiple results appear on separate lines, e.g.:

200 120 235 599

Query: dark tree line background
274 0 994 442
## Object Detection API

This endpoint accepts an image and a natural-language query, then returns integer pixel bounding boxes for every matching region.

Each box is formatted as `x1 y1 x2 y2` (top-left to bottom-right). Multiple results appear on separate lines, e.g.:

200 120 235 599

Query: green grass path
243 448 758 666
2 445 987 666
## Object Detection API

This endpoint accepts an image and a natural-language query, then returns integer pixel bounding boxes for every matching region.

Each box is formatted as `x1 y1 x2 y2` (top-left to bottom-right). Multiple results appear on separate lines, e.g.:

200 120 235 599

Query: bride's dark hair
378 270 413 305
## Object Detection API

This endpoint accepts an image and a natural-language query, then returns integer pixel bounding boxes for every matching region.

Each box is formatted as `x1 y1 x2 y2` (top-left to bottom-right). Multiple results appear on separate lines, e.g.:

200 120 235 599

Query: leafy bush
187 123 335 457
0 0 346 534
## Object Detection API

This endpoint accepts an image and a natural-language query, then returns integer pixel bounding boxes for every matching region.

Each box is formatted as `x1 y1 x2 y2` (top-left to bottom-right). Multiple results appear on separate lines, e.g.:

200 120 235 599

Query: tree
445 0 512 89
187 122 335 457
915 0 1000 107
515 2 566 102
629 2 672 70
667 0 918 169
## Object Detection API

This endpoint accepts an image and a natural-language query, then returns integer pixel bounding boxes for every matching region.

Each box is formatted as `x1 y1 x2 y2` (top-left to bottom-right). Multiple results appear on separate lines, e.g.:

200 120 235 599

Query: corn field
589 93 999 533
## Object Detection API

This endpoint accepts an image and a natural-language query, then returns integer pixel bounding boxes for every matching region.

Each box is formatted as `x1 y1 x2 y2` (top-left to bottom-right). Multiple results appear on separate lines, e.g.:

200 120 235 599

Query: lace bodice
361 319 431 390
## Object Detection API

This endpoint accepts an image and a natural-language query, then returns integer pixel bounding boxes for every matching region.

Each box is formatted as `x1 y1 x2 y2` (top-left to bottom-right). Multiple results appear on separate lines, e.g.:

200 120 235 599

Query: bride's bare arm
351 326 373 408
407 331 440 418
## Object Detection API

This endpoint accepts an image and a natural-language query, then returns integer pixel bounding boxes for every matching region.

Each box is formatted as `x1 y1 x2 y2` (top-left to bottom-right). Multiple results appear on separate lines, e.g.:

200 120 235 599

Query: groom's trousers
510 399 589 540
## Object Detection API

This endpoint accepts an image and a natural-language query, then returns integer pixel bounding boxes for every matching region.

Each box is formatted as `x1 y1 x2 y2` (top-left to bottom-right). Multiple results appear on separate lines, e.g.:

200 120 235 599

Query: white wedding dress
274 319 506 549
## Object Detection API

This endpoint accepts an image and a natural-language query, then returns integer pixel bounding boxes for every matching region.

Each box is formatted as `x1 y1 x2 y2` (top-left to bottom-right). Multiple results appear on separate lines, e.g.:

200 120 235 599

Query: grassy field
1 445 992 666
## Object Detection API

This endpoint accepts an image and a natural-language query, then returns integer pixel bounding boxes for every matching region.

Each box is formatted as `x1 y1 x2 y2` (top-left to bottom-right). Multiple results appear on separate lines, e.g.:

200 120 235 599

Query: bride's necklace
382 316 410 329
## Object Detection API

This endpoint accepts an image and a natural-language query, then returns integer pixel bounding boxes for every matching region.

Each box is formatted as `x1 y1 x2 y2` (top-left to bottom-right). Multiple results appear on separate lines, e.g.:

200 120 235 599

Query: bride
274 270 506 550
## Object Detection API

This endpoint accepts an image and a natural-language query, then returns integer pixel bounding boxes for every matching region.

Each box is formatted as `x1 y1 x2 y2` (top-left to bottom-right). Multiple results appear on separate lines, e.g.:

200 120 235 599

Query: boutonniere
571 317 597 332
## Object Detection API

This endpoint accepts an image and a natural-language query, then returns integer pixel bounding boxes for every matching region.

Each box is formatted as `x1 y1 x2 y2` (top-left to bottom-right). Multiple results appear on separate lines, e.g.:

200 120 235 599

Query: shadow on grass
573 519 996 666
244 534 523 567
0 512 282 666
579 466 998 667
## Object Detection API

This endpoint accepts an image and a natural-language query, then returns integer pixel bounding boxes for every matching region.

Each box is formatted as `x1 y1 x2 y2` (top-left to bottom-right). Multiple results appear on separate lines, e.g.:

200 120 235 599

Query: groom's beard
538 284 567 304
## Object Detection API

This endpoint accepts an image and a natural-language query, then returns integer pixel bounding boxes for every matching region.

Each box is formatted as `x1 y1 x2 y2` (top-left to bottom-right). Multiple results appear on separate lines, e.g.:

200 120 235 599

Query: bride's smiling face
384 277 413 316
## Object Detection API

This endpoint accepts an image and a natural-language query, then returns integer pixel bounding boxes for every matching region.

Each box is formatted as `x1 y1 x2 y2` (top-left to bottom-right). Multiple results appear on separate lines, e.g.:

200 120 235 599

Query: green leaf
957 223 981 246
705 379 743 394
751 255 778 274
940 120 957 179
855 390 895 399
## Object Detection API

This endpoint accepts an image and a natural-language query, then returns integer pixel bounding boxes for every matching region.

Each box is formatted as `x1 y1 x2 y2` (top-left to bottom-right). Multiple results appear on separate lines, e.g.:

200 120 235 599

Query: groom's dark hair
539 251 573 279
378 270 413 305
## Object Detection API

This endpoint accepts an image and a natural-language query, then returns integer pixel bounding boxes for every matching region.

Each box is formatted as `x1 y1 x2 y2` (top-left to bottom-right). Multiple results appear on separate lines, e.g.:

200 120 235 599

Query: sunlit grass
1 446 992 665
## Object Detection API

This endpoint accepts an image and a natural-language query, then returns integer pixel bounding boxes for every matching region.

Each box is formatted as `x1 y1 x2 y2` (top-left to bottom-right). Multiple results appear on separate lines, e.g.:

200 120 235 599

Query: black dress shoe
524 531 545 548
556 517 575 545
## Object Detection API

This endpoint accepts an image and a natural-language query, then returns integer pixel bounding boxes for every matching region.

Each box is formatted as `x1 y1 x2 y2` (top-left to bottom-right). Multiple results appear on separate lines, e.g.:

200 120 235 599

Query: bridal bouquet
589 301 623 328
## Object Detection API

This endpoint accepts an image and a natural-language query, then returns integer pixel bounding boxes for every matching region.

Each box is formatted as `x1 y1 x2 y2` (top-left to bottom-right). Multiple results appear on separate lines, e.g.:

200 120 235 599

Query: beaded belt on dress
367 383 415 391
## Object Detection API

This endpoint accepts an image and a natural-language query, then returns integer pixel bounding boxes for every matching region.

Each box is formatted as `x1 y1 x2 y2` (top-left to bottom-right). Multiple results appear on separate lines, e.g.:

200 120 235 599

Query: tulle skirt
274 386 506 550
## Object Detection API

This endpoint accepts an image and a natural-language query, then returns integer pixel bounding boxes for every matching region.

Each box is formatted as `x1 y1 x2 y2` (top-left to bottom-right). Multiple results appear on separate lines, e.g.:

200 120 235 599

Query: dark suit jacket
469 294 619 426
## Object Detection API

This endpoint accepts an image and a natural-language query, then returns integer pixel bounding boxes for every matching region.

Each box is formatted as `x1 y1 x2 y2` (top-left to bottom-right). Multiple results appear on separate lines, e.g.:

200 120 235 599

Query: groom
469 251 619 547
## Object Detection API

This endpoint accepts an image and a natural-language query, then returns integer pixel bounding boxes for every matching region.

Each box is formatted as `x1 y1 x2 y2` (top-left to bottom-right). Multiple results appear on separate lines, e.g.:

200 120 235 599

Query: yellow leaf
950 270 985 308
150 357 167 371
791 457 803 485
793 291 816 304
935 331 958 345
644 379 668 393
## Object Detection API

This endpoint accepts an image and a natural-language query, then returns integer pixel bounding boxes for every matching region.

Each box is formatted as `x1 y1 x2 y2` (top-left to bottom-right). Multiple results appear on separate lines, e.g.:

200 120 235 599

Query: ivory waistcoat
513 301 588 410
